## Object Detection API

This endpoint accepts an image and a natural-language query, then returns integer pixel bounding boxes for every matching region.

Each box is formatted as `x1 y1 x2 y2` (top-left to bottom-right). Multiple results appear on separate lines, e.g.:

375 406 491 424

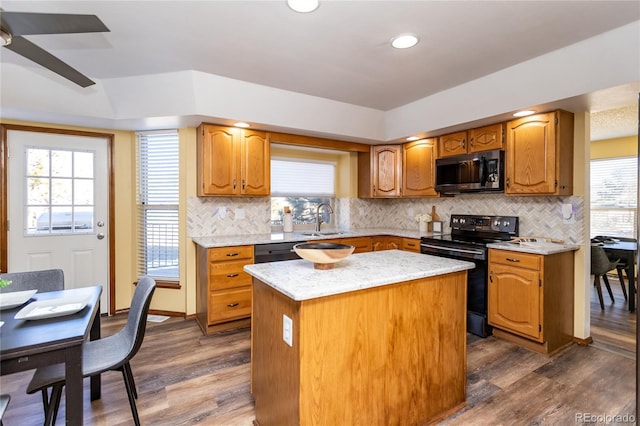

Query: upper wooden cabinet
468 123 505 153
403 138 439 197
359 141 439 198
358 145 402 198
197 124 270 196
437 131 467 158
438 124 504 158
505 110 573 196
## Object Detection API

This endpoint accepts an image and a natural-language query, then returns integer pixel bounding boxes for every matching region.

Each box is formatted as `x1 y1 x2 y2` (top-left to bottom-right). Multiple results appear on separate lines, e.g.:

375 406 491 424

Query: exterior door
7 129 110 313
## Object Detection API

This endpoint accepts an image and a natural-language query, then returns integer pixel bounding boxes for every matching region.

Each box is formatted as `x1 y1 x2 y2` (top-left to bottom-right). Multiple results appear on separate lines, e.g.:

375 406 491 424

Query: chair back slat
0 269 64 293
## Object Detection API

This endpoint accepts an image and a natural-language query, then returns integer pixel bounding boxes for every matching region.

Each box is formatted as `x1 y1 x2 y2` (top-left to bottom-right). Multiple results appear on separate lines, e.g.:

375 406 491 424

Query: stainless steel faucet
315 203 334 232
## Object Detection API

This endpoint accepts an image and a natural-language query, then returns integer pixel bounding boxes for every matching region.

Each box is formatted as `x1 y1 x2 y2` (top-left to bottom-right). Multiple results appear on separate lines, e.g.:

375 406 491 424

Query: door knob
97 233 105 240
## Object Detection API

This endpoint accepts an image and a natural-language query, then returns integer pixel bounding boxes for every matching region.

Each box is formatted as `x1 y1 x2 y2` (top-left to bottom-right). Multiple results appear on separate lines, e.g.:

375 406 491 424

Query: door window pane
24 147 95 235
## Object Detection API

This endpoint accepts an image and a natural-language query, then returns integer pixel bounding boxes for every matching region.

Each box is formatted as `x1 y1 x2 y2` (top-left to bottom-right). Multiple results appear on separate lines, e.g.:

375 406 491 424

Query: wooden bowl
293 242 355 270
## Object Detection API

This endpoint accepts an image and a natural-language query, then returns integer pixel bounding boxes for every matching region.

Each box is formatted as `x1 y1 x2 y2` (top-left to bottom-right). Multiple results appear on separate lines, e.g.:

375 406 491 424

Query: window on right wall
590 156 637 238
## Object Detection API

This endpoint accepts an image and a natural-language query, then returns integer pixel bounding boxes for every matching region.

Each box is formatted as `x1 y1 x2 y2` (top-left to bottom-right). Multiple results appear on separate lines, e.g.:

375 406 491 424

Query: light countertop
487 241 581 255
192 228 432 248
244 250 475 301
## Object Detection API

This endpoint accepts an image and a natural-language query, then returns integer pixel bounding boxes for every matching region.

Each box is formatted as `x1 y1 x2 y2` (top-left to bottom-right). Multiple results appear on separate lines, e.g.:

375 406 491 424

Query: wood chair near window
591 244 625 310
26 277 156 426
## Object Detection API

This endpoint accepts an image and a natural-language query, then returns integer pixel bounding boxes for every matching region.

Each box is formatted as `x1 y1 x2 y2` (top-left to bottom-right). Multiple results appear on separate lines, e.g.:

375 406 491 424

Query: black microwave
435 149 504 194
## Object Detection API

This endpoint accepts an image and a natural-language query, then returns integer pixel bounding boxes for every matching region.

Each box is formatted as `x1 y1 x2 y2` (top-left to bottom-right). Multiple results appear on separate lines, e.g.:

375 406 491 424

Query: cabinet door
488 263 542 341
340 237 372 253
241 130 270 195
372 236 401 251
198 125 240 195
505 112 557 194
437 131 467 158
403 139 438 197
372 145 402 197
468 123 504 153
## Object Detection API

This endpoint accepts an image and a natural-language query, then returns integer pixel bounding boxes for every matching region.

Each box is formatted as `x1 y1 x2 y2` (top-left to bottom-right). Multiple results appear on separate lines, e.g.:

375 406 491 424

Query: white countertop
244 249 475 301
192 228 432 248
487 241 581 255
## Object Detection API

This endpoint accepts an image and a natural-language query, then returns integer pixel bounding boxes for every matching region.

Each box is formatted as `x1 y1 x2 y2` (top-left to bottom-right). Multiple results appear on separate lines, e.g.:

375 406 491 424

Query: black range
420 214 519 337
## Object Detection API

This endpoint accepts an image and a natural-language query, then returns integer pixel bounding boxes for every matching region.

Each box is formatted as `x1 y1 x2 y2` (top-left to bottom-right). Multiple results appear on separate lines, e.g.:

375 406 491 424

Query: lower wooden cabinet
196 244 254 335
488 249 574 354
402 238 421 252
372 236 402 251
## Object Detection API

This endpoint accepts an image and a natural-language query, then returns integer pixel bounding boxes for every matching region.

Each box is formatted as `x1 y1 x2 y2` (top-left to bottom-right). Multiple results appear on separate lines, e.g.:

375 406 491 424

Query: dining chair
26 277 157 426
595 235 636 299
591 244 623 310
0 269 64 293
0 394 10 426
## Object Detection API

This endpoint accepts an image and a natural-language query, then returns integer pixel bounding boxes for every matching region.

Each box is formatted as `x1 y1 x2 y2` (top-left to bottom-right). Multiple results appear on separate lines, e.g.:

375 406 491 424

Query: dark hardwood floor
2 277 636 425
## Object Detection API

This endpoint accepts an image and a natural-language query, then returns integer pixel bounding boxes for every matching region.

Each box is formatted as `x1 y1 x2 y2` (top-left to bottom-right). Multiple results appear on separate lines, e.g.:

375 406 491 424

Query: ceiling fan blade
0 12 109 36
5 36 95 87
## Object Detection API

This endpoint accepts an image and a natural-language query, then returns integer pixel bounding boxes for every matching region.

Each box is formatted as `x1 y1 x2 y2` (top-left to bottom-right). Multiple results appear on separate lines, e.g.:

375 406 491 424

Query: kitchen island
244 250 475 426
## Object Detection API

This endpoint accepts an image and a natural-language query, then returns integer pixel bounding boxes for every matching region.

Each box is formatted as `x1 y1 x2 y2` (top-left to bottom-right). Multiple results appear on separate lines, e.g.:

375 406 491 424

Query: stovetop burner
422 214 519 246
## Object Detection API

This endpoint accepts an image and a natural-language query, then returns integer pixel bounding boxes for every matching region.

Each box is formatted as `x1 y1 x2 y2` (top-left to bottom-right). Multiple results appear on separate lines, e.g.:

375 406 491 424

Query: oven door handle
420 243 485 256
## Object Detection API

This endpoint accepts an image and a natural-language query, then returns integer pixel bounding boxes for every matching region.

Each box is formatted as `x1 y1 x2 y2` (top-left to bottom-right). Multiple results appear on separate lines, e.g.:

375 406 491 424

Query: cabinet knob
226 252 239 257
233 179 237 189
469 137 474 147
506 258 520 262
226 273 239 278
506 177 510 188
227 302 240 308
242 179 245 189
462 138 466 149
489 271 493 283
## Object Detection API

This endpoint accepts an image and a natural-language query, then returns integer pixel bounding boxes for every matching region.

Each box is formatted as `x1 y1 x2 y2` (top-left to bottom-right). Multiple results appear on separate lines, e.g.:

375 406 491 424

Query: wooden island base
251 271 468 426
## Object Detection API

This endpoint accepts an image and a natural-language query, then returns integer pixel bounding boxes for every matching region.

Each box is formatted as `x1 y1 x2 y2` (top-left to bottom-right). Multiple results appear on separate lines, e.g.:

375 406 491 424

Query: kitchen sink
300 231 344 237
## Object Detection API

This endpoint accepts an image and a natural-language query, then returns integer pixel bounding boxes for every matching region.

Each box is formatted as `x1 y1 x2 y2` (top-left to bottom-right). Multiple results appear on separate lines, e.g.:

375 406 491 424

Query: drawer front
402 238 420 252
210 265 253 291
490 250 540 270
208 245 254 263
209 287 252 324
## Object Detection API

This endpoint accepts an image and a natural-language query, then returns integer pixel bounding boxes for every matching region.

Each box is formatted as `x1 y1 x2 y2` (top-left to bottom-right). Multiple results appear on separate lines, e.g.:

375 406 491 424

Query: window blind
590 156 637 239
137 131 179 280
271 158 335 196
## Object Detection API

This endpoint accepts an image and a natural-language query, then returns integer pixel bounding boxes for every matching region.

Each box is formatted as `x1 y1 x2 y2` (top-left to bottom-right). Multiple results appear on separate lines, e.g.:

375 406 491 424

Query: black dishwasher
254 242 301 263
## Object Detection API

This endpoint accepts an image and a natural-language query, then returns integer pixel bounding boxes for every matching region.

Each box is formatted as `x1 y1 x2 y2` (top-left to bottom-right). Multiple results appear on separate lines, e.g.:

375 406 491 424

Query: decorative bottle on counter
283 213 293 233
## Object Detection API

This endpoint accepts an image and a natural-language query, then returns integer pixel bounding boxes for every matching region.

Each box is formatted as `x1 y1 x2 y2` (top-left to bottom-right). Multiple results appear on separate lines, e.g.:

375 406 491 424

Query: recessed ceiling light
234 122 250 128
406 136 420 141
287 0 319 13
391 34 419 49
513 110 535 117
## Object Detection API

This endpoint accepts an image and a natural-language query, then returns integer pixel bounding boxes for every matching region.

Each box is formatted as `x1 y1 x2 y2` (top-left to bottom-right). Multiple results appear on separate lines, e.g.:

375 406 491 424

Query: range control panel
450 214 519 235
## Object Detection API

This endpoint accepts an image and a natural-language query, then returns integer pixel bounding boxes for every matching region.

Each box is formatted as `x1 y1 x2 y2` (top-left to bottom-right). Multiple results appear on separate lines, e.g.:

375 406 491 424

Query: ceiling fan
0 10 109 87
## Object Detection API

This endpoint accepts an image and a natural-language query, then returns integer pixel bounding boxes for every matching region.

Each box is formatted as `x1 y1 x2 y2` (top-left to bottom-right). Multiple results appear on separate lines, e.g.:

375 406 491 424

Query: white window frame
137 130 180 282
270 157 336 230
590 156 637 239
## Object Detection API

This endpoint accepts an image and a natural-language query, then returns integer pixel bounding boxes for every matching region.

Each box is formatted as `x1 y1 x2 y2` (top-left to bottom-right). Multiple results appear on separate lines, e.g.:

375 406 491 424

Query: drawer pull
226 252 239 257
506 258 520 262
407 243 416 247
226 273 239 278
227 302 240 308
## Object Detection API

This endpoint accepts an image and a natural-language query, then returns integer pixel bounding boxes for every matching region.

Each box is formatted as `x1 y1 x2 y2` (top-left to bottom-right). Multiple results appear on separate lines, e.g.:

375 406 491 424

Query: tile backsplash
188 194 584 244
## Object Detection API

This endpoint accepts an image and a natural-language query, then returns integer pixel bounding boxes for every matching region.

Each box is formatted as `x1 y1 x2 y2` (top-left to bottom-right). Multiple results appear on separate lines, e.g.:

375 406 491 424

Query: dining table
602 240 638 312
0 285 102 425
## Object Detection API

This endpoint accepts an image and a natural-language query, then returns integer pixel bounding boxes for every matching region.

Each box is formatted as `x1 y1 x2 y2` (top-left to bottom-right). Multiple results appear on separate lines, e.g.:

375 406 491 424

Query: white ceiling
1 1 639 142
